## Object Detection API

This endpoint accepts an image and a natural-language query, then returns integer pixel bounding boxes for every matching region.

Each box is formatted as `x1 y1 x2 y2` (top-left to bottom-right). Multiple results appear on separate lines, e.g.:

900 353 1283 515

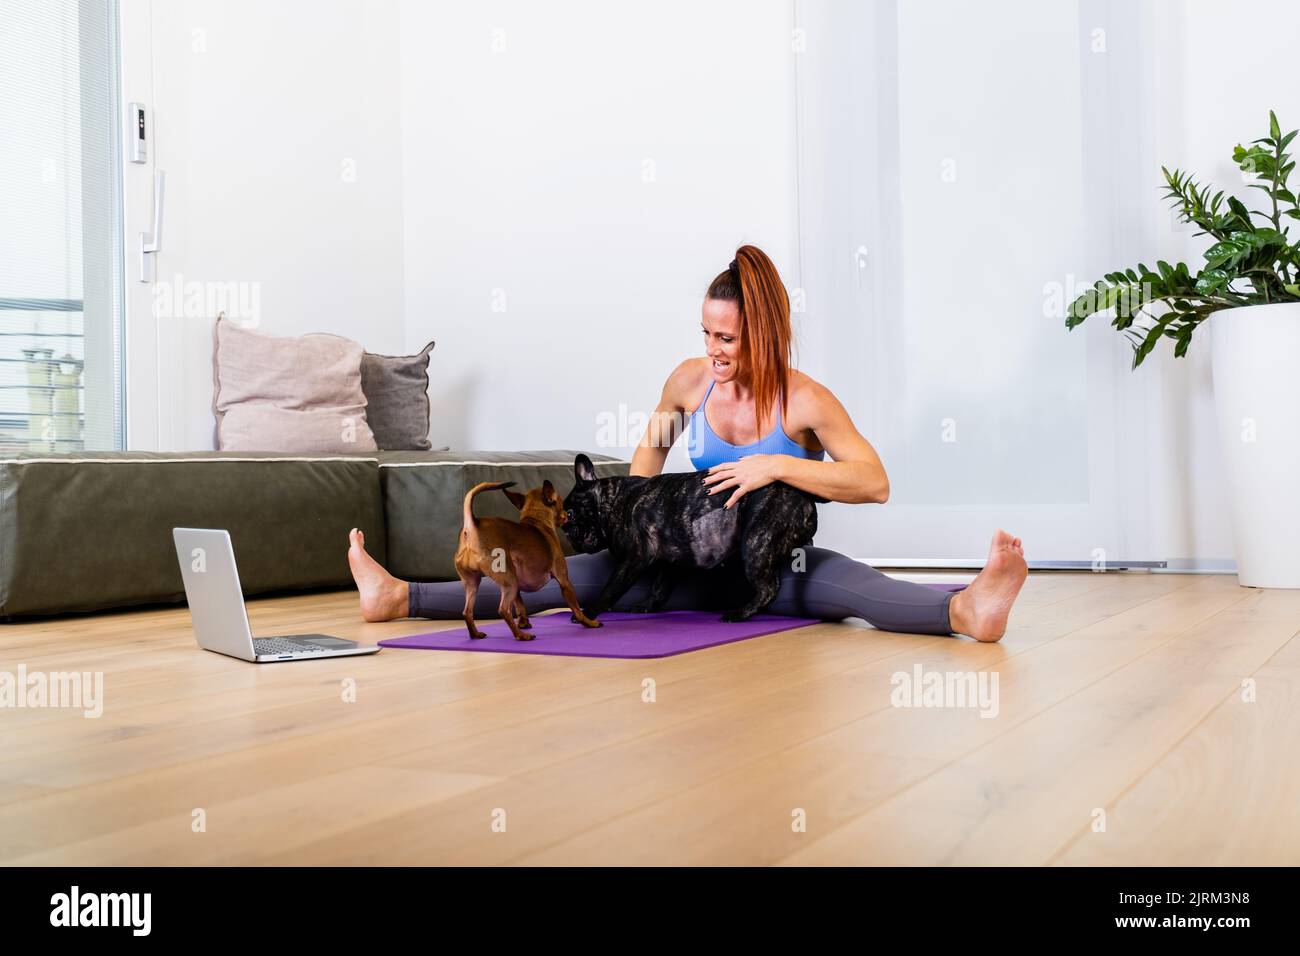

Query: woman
348 245 1027 642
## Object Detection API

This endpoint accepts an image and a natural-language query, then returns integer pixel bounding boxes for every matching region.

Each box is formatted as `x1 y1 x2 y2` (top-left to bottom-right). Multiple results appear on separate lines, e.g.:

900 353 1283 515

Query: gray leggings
408 546 958 636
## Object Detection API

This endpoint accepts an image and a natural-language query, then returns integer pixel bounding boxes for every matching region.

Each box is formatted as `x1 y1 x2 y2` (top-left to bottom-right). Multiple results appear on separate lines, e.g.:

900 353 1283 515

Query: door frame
118 0 165 450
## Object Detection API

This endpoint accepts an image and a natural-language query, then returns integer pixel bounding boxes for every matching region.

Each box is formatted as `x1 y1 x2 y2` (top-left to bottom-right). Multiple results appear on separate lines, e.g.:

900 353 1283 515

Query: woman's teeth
713 359 729 370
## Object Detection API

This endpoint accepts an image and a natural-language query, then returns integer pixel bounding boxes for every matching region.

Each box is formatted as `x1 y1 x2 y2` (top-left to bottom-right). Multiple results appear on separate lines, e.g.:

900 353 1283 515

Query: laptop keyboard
253 637 325 655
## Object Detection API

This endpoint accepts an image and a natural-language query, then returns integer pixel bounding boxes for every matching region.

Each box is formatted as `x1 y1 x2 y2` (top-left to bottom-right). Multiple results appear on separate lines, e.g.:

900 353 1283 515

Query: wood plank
258 578 1202 864
1053 630 1300 865
777 582 1298 865
4 766 500 866
513 575 1242 864
6 571 1288 866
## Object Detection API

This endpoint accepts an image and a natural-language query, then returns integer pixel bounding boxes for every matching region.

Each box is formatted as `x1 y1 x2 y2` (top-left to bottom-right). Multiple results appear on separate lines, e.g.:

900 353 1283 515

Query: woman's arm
629 359 700 478
776 380 888 503
774 454 887 504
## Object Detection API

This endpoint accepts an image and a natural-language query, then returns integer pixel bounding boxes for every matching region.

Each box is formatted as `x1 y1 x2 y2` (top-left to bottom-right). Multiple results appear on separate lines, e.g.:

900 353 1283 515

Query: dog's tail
462 481 516 537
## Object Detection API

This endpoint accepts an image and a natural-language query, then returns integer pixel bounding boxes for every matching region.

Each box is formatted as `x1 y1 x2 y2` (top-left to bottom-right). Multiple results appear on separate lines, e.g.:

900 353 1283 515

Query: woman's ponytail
706 244 793 437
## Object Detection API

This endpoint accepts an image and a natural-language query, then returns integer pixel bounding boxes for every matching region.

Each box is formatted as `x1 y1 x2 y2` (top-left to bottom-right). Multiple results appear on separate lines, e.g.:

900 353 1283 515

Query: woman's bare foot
948 529 1028 643
348 528 409 622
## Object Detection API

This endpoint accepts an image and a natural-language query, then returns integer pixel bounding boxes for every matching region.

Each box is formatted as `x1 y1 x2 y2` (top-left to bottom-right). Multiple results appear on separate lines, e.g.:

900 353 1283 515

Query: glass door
0 0 124 453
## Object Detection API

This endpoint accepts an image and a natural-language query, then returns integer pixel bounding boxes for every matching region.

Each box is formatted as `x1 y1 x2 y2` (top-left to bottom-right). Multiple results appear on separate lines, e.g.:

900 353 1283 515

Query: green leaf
1271 110 1282 141
1195 269 1230 295
1227 197 1256 227
1204 239 1249 268
1134 316 1172 368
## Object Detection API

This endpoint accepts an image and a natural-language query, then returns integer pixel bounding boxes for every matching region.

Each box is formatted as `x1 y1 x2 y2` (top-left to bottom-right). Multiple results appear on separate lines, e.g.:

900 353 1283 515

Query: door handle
139 169 165 283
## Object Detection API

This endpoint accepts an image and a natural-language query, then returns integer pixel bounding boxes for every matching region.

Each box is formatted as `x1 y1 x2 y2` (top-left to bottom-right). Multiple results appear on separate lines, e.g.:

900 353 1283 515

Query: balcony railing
0 298 86 454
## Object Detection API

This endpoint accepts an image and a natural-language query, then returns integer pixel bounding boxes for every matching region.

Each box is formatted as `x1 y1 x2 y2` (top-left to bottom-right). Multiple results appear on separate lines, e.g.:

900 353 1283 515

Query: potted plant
1066 112 1300 588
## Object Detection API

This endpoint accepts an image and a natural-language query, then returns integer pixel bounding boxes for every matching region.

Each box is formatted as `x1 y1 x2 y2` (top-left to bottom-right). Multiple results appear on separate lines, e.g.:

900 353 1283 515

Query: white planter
1210 302 1300 588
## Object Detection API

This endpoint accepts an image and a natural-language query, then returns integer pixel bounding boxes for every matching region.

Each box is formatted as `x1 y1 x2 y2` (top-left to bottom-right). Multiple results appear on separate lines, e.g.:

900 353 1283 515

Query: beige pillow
212 317 378 452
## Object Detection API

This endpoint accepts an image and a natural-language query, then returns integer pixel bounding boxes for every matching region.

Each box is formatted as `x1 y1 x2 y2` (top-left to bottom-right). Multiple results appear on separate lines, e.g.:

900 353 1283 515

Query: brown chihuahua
454 480 603 640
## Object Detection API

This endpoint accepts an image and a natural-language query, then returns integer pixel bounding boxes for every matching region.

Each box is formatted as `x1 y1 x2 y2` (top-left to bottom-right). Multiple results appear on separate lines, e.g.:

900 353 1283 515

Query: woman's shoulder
664 357 713 411
785 369 841 422
785 368 826 402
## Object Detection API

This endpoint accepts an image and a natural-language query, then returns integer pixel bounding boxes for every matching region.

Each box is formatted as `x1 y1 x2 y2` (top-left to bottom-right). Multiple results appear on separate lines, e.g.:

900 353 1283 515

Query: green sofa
0 449 628 619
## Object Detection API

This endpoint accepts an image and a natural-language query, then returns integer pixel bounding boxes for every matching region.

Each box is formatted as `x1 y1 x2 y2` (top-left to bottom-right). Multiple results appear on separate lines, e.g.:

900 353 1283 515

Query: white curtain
792 0 1157 566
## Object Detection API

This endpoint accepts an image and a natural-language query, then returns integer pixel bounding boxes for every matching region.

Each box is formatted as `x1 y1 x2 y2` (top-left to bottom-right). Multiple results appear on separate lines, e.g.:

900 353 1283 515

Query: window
0 0 124 452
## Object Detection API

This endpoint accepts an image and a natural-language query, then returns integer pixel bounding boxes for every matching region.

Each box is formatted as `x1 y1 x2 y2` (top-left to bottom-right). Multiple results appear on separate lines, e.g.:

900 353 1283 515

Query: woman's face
701 298 741 383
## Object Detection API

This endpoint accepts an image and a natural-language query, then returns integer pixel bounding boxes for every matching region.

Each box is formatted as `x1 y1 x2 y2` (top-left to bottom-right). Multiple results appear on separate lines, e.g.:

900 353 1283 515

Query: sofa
0 449 628 619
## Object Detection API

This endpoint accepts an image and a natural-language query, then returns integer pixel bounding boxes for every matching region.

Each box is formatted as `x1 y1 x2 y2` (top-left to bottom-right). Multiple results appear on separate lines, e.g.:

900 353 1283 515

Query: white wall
140 0 406 450
132 0 1299 569
139 0 797 466
397 0 798 468
1139 0 1300 570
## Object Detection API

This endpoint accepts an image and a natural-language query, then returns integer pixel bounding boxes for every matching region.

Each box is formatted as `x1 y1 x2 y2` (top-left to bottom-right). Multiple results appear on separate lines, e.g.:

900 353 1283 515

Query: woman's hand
702 454 786 509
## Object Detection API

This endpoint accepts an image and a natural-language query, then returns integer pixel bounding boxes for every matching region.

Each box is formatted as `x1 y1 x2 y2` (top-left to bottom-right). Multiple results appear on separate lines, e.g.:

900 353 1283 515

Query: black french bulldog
562 453 820 622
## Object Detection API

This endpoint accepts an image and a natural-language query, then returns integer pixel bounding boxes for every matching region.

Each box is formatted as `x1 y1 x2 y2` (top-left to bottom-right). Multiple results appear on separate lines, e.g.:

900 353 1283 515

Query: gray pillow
360 341 435 451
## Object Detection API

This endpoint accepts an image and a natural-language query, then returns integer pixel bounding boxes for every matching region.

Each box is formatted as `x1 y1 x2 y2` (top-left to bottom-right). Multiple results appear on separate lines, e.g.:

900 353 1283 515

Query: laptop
172 528 381 662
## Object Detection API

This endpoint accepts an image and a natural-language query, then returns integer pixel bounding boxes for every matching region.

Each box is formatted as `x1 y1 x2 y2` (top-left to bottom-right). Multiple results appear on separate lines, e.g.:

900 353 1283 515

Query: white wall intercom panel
128 102 148 164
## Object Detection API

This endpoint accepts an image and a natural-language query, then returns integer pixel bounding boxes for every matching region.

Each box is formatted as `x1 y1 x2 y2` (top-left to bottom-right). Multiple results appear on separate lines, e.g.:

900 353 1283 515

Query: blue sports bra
686 379 827 471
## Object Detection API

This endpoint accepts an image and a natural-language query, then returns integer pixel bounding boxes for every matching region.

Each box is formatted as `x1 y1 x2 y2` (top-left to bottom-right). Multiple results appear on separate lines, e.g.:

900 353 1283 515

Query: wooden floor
1 570 1298 866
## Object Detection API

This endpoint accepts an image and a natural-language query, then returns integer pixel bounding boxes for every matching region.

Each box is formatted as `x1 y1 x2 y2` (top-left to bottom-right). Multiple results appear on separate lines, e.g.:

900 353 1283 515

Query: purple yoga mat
377 583 967 660
380 610 816 659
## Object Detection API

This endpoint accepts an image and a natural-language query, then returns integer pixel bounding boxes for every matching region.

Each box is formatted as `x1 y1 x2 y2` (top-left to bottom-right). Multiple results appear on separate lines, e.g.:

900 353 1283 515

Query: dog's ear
574 453 597 484
502 487 526 510
541 479 556 504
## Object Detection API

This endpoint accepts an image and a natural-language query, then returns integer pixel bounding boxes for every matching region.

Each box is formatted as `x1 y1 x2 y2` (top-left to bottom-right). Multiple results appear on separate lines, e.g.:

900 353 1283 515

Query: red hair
705 244 793 437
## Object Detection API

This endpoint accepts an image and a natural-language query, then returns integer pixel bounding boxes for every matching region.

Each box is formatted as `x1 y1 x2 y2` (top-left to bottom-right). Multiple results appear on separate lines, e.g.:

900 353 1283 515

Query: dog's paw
518 619 533 629
720 609 755 623
469 631 488 640
514 632 536 641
